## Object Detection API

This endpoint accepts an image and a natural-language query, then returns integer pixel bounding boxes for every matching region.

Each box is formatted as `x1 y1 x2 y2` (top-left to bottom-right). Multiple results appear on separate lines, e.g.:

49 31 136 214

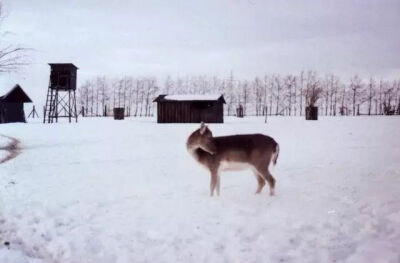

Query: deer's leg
216 171 221 196
253 171 266 194
264 171 276 196
210 171 218 197
255 165 276 196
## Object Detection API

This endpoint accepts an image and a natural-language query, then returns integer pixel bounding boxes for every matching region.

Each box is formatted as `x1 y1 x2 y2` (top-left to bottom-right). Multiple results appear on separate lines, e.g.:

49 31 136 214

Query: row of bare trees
78 71 400 117
78 76 158 117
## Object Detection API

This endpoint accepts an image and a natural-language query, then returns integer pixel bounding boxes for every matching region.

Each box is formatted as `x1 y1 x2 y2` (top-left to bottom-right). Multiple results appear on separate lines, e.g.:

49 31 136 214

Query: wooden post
28 105 39 118
74 90 78 123
264 106 268 123
68 90 71 123
55 89 59 123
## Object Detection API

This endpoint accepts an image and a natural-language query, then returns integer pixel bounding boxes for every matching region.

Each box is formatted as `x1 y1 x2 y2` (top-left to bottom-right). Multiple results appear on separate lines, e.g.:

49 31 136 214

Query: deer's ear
200 123 207 134
200 122 205 128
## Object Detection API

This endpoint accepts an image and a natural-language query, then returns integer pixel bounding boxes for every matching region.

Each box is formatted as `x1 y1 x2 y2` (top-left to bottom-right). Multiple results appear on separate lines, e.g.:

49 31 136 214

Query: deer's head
187 122 217 155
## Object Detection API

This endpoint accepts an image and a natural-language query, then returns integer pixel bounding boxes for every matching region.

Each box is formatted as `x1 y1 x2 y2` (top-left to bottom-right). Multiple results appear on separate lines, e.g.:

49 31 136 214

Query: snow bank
0 116 399 262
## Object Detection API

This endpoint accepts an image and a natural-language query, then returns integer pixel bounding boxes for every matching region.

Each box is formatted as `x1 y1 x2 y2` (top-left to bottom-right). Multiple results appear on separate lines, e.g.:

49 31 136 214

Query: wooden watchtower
43 63 78 123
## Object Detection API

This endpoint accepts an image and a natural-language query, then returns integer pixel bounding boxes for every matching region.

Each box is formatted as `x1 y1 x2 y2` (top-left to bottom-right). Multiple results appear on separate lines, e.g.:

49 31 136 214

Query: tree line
78 76 158 117
78 71 400 117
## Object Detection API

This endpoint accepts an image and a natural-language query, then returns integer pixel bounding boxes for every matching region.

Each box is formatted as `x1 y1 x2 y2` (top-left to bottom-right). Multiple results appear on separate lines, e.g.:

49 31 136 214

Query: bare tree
139 80 145 116
349 75 364 116
273 75 283 115
378 79 384 115
299 71 305 116
125 77 135 116
235 81 243 114
322 75 331 116
78 80 92 116
0 3 29 73
366 77 376 115
396 80 400 115
252 77 263 116
144 78 158 117
262 75 269 116
293 76 298 116
339 84 348 115
329 75 339 116
305 71 322 108
96 76 109 116
133 79 141 117
164 75 173 94
382 80 396 114
242 81 250 115
224 71 236 116
284 75 296 116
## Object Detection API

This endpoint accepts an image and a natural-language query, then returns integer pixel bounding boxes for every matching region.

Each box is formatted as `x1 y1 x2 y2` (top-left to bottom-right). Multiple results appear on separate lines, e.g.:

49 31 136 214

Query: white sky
0 0 399 105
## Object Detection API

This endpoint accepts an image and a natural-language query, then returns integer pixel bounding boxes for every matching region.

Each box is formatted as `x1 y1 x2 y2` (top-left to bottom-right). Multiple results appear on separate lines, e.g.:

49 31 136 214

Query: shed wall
157 101 223 123
0 103 26 123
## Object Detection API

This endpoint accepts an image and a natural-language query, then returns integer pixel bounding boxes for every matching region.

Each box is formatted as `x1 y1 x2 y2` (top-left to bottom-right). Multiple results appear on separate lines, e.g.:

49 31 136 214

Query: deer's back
214 134 277 162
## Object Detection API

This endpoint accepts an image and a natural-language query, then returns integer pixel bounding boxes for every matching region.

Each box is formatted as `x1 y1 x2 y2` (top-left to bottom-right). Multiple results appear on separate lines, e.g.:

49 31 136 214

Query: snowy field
0 136 10 161
0 116 399 263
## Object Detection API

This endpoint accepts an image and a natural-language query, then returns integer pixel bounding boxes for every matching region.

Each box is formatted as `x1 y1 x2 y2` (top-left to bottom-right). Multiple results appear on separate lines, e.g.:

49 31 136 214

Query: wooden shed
0 85 33 123
153 94 225 123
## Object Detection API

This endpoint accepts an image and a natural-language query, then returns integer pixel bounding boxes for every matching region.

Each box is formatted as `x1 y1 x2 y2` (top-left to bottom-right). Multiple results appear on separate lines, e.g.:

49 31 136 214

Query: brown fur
187 123 279 196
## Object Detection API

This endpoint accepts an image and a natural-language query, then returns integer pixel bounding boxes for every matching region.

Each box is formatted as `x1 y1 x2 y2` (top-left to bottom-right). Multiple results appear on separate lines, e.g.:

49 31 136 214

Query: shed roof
153 94 225 103
0 84 33 103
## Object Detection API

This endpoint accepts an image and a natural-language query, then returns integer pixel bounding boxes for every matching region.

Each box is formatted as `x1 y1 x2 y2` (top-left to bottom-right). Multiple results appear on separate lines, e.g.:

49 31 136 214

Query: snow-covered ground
0 136 10 161
0 116 399 263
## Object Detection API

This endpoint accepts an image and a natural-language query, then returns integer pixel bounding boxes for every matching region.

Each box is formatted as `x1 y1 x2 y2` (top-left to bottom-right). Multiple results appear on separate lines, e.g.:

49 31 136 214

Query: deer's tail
272 143 279 166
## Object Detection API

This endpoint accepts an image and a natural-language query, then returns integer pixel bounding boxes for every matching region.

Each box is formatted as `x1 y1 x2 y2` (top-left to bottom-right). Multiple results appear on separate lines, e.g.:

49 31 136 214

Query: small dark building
0 85 32 123
153 94 225 123
305 106 318 120
236 104 244 118
113 107 125 120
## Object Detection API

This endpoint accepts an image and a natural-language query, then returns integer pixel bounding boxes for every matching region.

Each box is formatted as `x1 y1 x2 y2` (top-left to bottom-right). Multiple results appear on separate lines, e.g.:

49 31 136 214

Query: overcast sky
0 0 399 104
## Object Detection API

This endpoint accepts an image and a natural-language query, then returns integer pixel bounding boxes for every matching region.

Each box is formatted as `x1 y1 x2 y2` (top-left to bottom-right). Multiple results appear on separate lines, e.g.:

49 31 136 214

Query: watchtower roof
48 63 79 69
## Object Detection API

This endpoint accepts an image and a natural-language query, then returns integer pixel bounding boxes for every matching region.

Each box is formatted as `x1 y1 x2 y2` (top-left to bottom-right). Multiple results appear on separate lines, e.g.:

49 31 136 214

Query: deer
186 122 279 197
